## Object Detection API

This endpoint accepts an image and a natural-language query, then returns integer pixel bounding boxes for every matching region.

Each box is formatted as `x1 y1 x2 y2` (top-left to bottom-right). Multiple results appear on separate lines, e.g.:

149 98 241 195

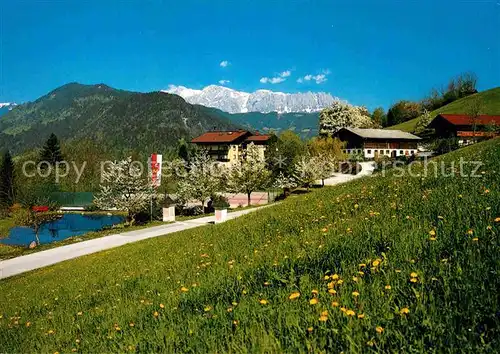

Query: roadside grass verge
0 138 499 352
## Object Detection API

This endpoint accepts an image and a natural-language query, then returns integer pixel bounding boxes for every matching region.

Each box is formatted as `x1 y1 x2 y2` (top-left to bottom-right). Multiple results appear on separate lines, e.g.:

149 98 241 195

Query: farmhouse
427 114 500 146
191 130 272 164
334 127 421 159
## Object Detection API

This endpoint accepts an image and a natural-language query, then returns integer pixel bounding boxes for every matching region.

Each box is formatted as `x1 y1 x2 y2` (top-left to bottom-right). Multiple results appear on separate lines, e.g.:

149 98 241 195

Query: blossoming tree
319 101 373 136
94 157 152 224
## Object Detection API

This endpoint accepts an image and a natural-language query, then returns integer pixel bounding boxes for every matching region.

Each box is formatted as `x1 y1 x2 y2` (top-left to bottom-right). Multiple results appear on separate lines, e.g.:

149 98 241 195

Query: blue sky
1 0 499 110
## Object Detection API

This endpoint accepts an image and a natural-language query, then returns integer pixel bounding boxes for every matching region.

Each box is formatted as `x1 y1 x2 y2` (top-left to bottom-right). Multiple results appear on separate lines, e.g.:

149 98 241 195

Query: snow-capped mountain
163 85 337 114
0 102 17 109
0 103 17 117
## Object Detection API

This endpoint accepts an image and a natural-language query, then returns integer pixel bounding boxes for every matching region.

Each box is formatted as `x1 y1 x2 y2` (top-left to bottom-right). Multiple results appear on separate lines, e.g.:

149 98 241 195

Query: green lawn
1 139 499 352
388 86 500 132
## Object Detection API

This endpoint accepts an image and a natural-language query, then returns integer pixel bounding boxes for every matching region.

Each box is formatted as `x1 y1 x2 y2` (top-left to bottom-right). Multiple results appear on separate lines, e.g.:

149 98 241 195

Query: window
399 150 403 155
386 150 390 154
367 150 372 154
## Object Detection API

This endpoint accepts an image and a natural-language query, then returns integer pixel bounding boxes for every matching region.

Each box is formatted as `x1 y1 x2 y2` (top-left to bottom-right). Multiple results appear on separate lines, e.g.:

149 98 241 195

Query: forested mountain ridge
0 83 241 155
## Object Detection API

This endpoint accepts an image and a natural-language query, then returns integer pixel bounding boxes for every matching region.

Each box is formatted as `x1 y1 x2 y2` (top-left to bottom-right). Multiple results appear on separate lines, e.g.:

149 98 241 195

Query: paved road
0 207 267 280
321 162 376 186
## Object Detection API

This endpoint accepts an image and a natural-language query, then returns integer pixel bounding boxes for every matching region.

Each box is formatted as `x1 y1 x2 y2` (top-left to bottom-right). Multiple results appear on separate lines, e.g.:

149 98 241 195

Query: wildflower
495 217 500 222
47 330 55 335
323 275 330 280
328 289 337 295
331 274 339 280
354 204 359 209
472 237 479 242
372 260 380 267
307 327 314 333
357 313 365 319
331 301 339 307
159 303 165 309
115 326 121 331
484 189 490 194
367 340 375 347
345 309 355 317
180 287 189 293
129 322 135 327
259 299 268 305
467 229 474 235
289 292 300 300
327 281 335 289
337 279 344 285
233 320 239 326
376 326 384 333
77 312 83 316
410 272 418 278
359 263 366 268
25 321 31 327
400 307 410 315
487 225 492 230
438 215 444 220
153 311 159 318
410 278 418 283
352 291 360 297
352 276 359 282
204 306 212 312
263 281 270 286
429 236 437 241
429 230 436 236
321 228 328 233
309 298 319 305
311 289 319 295
385 285 391 290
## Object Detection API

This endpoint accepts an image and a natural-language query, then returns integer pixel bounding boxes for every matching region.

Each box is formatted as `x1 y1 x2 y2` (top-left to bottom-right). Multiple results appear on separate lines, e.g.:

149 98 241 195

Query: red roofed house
428 114 500 146
191 130 272 164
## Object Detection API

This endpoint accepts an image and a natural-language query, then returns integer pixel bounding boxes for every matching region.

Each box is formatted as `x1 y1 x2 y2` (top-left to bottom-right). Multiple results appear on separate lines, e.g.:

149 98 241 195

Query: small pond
0 214 125 247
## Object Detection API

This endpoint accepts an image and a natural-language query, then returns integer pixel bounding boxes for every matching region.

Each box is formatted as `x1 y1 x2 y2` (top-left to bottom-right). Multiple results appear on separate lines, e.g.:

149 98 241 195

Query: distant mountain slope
165 85 337 114
0 103 17 118
200 106 319 138
0 83 241 155
387 87 500 132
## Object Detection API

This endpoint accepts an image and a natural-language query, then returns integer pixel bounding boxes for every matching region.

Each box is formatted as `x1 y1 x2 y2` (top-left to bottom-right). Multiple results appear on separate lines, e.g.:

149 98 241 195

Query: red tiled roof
191 130 250 143
246 135 271 142
437 114 500 126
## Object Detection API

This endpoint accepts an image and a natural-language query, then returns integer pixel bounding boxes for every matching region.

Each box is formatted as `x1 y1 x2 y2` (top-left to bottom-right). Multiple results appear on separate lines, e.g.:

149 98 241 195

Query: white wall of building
343 148 418 159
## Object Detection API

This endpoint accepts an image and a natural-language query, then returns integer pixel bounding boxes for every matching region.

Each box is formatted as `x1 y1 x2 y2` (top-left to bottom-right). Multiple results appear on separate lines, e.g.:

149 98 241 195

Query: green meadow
1 138 499 352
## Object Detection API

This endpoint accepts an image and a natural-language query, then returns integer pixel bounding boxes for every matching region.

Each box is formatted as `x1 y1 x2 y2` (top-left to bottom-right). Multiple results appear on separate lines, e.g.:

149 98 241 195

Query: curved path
0 207 269 280
321 161 376 186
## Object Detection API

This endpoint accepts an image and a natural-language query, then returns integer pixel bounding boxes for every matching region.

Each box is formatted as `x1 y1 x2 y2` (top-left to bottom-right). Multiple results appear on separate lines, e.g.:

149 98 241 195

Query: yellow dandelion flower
359 263 366 268
327 281 335 289
385 285 391 290
345 309 355 316
340 307 347 313
467 229 474 235
410 278 418 283
129 322 135 327
400 307 410 315
495 217 500 222
115 326 121 331
357 313 365 319
25 321 31 327
321 310 328 316
263 281 270 286
227 307 233 312
288 292 301 300
376 326 384 333
307 327 314 333
352 276 359 282
323 275 330 280
259 299 268 305
472 237 479 242
328 289 337 295
429 230 436 236
319 315 328 322
309 298 319 305
233 320 239 326
410 272 418 278
372 260 380 267
331 274 339 280
331 301 339 307
47 330 55 335
429 237 437 241
367 340 375 347
159 303 165 309
354 204 359 209
337 279 344 285
352 291 360 297
311 289 319 295
180 287 189 293
204 306 212 312
153 311 159 318
77 311 83 316
321 228 328 232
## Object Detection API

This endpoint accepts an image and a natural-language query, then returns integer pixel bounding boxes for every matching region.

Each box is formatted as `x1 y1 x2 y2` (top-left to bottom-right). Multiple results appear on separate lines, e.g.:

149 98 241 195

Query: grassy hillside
0 83 241 155
388 87 500 132
1 138 500 352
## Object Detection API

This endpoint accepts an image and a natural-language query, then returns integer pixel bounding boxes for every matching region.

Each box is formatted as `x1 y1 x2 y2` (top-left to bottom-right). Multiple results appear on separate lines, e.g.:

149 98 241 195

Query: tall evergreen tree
40 133 64 166
0 150 15 207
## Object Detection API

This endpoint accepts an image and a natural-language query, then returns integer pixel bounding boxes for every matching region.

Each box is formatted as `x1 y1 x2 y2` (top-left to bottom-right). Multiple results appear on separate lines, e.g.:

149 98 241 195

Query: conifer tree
0 150 15 207
40 133 64 166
